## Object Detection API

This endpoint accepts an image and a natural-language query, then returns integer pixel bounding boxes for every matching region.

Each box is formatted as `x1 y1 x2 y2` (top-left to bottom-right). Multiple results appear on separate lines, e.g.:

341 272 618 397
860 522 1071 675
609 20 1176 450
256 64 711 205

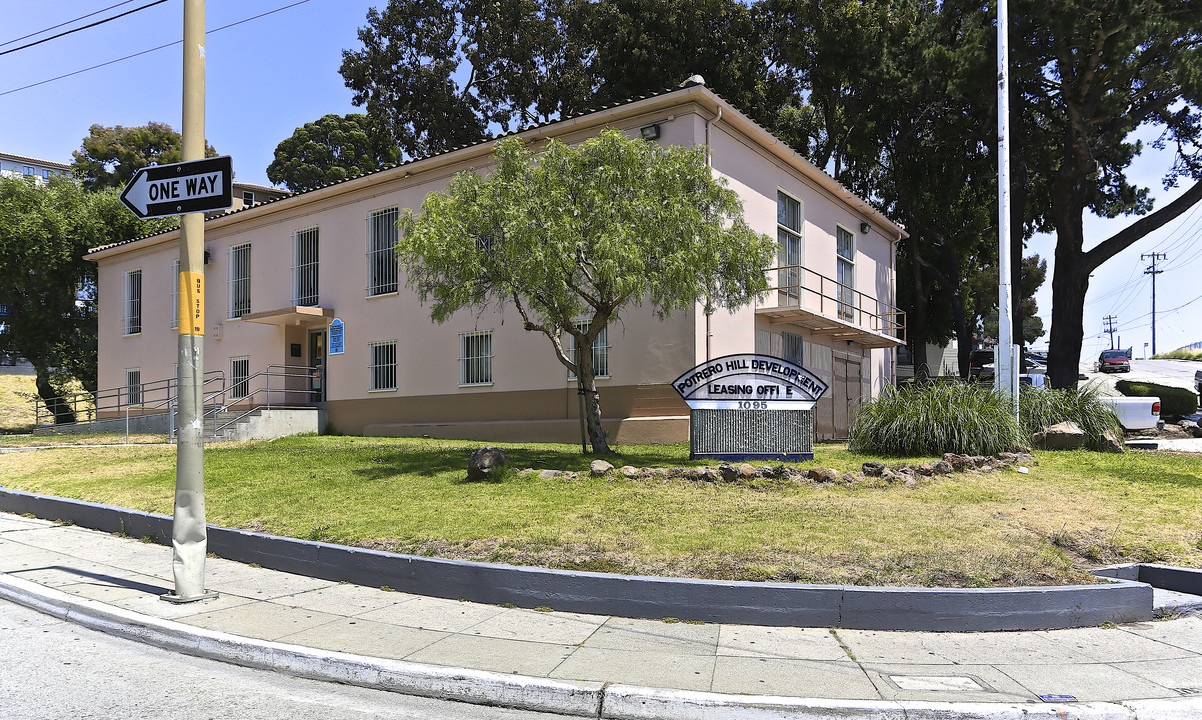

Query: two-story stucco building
87 82 905 443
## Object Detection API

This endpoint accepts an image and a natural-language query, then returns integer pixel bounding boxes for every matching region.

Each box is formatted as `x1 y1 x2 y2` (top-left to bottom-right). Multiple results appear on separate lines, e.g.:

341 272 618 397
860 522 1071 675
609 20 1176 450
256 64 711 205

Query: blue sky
2 0 1199 359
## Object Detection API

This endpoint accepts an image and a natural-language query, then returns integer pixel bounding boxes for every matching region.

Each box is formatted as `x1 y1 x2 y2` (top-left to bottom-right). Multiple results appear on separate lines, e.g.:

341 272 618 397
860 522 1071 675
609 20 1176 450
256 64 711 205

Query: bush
1019 384 1121 452
849 381 1018 456
1115 380 1199 417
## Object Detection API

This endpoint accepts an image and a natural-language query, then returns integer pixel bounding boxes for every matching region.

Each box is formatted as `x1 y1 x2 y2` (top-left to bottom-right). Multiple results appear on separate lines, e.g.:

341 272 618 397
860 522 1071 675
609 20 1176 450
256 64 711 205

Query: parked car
969 349 994 379
1098 349 1131 373
1099 396 1162 431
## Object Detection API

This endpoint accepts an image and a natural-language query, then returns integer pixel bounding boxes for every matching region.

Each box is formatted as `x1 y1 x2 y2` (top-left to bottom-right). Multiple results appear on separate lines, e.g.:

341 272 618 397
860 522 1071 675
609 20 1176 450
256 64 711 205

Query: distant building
0 152 71 184
224 181 290 214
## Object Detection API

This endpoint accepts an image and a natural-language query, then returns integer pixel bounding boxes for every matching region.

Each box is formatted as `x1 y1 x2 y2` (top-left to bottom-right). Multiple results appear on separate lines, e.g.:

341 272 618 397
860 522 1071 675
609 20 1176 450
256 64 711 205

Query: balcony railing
757 265 905 347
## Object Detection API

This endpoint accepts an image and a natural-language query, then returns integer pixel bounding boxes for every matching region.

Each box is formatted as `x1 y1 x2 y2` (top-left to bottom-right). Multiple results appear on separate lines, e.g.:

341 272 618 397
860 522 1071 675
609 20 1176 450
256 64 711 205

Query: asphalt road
1082 358 1201 402
0 599 572 720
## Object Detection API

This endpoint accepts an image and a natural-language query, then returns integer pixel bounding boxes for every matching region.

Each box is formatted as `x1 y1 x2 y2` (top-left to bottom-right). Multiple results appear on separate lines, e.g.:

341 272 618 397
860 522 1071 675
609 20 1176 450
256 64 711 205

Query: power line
0 0 142 48
0 0 313 98
0 0 172 58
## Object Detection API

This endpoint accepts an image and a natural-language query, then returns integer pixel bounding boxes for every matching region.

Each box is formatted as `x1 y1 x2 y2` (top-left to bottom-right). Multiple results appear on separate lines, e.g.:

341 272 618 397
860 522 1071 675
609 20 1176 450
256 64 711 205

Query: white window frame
228 243 252 319
777 191 803 302
567 321 610 380
242 190 255 206
368 340 398 391
292 226 319 306
366 207 399 296
170 259 180 329
124 269 142 335
836 224 856 322
125 368 142 405
459 331 493 386
229 356 250 400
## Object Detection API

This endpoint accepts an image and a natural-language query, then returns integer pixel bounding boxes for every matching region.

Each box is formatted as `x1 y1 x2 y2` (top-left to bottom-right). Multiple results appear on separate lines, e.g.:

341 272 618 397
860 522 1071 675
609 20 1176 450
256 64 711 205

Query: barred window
228 243 252 318
567 321 609 379
125 368 142 405
367 207 399 296
229 356 250 400
459 331 492 386
170 259 179 329
292 227 319 306
369 341 397 391
124 269 142 335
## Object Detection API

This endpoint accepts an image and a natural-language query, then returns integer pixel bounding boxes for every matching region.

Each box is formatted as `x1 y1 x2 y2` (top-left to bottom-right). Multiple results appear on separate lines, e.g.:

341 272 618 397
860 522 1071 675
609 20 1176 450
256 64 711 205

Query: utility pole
995 0 1018 420
1103 315 1117 350
163 0 216 604
1142 253 1166 356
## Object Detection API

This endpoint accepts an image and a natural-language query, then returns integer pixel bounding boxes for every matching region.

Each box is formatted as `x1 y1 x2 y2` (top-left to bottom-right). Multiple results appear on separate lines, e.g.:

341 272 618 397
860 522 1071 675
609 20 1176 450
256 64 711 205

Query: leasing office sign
672 354 828 410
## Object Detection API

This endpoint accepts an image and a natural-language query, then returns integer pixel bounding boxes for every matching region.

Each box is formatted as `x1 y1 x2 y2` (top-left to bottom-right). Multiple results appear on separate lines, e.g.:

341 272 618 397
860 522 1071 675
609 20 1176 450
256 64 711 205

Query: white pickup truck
1100 396 1162 431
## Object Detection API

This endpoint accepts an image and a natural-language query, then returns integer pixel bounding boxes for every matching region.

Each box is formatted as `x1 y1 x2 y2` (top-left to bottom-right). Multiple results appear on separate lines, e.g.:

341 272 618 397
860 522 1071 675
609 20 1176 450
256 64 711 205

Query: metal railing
35 371 225 429
758 264 906 341
206 365 323 437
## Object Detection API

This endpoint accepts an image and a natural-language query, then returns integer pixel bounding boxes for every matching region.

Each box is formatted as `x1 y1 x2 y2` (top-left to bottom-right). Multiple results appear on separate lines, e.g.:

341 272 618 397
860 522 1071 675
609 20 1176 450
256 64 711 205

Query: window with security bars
567 322 609 379
836 225 855 321
292 227 319 305
125 369 142 405
228 243 251 318
124 269 142 335
229 356 249 400
366 207 399 295
777 192 802 302
369 341 397 391
459 331 492 386
170 259 179 329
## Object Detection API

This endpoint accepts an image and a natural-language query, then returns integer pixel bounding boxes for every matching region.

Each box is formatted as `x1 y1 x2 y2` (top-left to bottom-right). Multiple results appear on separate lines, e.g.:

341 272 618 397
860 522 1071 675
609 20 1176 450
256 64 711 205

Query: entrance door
309 330 326 405
832 354 863 439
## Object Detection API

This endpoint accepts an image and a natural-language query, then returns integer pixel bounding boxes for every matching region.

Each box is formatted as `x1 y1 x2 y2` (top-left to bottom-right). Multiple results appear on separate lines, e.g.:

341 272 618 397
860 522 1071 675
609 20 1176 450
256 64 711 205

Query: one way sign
119 156 233 219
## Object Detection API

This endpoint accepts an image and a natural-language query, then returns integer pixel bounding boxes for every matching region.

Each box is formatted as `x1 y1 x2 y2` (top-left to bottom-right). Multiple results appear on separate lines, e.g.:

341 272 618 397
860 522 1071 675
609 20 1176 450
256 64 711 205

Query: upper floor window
367 207 399 296
228 243 252 318
777 191 803 301
292 227 319 306
23 166 35 176
836 225 856 321
242 190 255 206
124 269 142 335
459 331 493 386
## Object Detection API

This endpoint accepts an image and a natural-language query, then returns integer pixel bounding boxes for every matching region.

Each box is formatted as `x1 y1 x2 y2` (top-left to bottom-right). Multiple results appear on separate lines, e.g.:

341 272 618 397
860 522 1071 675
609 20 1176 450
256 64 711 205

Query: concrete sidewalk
3 511 1202 719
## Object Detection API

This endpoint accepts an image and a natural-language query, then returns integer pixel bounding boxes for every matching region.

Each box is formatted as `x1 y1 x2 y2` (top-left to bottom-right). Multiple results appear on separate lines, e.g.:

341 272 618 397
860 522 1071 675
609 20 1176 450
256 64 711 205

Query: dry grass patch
0 372 37 433
1 436 1198 587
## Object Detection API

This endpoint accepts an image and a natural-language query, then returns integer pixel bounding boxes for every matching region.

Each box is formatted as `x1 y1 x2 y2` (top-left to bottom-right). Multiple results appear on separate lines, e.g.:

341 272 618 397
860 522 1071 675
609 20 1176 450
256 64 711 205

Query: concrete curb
0 488 1154 631
3 573 1201 720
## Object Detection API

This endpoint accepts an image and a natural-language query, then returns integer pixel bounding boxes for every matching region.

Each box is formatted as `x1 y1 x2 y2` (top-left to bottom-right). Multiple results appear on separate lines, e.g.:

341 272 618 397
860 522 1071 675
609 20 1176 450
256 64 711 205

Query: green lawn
2 435 1199 587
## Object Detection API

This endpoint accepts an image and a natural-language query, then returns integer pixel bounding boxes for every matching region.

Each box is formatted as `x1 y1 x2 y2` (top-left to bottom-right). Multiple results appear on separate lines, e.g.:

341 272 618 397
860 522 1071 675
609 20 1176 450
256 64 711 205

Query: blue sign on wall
329 318 345 355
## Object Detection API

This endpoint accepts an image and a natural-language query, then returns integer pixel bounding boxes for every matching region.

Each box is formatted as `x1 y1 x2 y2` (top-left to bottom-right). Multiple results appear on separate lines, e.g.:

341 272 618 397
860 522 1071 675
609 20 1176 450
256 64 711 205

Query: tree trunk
576 343 610 455
34 368 76 425
1047 178 1089 389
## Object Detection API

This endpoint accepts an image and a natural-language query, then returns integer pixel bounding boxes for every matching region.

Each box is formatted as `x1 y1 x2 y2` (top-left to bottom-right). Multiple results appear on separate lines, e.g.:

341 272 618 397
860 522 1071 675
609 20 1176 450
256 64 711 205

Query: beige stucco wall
92 86 900 442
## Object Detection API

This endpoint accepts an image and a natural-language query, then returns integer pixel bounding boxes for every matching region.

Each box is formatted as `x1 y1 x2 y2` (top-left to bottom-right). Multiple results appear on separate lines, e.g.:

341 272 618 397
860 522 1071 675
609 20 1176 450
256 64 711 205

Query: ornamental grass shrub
850 381 1123 456
1115 380 1199 417
849 381 1017 457
1019 384 1121 451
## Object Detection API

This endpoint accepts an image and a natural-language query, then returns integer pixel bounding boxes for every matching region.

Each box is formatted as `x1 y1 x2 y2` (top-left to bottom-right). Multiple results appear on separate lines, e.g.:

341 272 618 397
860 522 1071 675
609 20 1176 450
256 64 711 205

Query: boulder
1099 428 1126 454
738 463 759 479
718 464 739 482
1031 421 1085 451
862 461 886 477
538 469 566 479
931 460 953 475
467 446 509 480
590 459 614 476
619 465 640 478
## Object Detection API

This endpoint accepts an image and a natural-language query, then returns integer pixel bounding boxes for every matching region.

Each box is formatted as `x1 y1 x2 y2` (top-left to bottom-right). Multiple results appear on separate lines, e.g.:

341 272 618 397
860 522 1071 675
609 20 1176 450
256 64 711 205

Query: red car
1098 350 1131 373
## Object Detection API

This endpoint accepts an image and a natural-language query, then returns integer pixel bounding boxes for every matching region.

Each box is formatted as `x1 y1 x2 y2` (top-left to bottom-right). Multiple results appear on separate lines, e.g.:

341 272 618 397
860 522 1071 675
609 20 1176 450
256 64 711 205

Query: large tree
267 113 402 192
1009 0 1202 387
397 129 775 454
338 0 783 161
0 176 175 423
70 122 218 191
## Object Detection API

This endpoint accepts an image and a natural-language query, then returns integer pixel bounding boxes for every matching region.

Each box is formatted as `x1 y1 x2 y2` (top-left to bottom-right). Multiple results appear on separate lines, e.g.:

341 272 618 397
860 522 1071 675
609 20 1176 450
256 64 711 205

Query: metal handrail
35 371 225 429
758 264 906 340
207 365 322 438
124 372 226 444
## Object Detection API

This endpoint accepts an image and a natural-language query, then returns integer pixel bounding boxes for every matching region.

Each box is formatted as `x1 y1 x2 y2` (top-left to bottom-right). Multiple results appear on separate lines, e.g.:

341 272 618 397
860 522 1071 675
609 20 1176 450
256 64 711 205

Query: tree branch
1084 179 1202 271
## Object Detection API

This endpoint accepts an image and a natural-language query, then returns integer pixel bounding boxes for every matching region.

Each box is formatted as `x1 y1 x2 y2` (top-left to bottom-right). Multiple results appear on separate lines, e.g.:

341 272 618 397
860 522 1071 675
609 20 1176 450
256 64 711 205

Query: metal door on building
308 330 326 405
831 353 862 440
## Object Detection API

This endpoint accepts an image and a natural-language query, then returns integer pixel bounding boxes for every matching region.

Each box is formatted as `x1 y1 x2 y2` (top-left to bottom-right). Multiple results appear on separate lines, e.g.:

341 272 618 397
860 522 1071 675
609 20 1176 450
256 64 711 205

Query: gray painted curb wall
6 574 1201 720
0 487 1154 631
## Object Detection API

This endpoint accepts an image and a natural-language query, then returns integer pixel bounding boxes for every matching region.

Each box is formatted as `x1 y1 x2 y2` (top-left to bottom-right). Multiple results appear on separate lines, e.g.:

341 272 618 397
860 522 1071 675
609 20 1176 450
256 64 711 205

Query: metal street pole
164 0 216 603
995 0 1018 418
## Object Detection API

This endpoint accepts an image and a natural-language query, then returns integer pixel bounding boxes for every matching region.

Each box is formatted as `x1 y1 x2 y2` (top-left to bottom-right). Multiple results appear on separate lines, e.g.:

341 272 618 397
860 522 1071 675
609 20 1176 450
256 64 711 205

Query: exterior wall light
860 222 871 234
640 124 661 140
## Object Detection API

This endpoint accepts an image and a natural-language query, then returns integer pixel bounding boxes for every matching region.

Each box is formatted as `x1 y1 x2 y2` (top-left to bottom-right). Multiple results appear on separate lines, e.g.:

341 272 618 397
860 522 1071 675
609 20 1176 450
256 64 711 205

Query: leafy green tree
70 122 218 191
267 113 402 192
397 129 774 454
339 0 784 160
0 176 175 422
1008 1 1202 388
